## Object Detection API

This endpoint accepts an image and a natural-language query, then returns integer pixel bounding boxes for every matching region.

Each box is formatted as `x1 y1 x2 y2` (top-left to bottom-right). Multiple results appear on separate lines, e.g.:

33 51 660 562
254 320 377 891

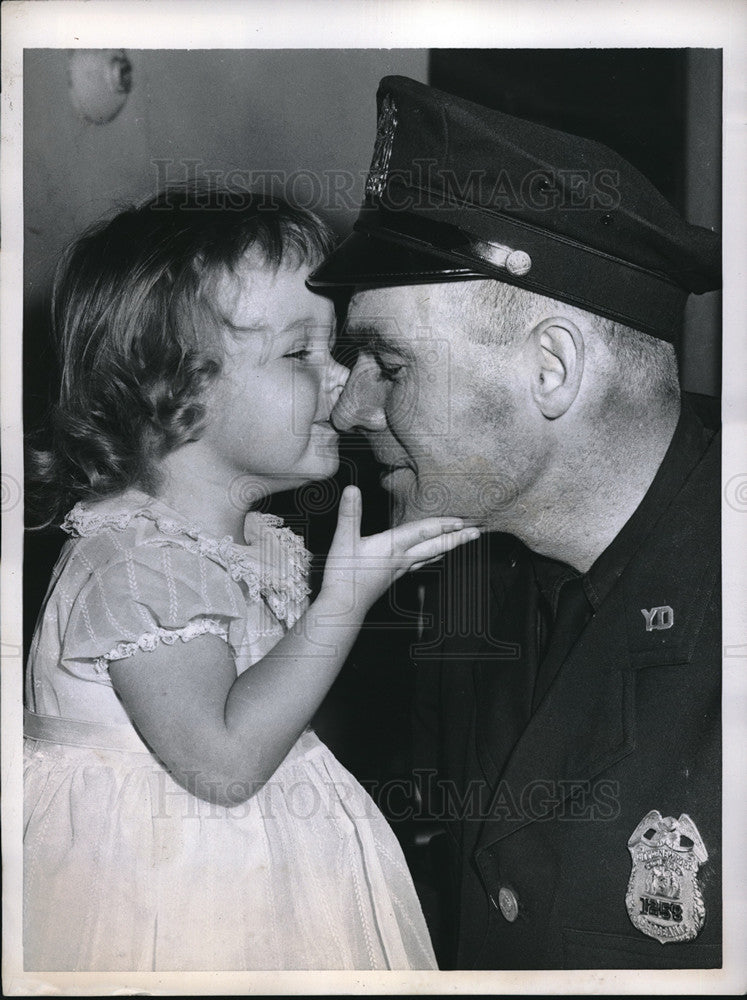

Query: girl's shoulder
61 490 311 628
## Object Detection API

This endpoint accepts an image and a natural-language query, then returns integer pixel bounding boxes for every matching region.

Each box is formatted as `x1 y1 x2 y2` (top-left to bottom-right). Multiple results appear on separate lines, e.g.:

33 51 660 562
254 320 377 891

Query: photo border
3 0 746 994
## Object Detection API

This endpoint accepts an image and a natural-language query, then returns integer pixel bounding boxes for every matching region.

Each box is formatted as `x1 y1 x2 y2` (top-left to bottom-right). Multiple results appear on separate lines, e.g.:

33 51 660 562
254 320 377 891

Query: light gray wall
24 49 428 304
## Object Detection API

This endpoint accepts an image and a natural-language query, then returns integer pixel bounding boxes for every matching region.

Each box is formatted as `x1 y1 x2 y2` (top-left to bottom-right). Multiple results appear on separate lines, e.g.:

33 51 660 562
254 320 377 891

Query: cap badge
365 94 398 201
626 810 708 944
472 240 532 277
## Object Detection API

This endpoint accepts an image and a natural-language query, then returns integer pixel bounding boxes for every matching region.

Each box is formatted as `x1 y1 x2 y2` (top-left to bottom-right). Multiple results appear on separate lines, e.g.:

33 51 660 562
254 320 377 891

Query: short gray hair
441 279 680 404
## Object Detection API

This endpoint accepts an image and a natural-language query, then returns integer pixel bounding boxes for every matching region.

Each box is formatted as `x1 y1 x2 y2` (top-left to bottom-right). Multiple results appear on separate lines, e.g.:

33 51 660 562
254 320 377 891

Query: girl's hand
321 485 480 616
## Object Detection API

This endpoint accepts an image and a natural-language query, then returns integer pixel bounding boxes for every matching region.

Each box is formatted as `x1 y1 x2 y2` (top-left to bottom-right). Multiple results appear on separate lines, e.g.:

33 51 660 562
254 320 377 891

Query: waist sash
24 708 152 755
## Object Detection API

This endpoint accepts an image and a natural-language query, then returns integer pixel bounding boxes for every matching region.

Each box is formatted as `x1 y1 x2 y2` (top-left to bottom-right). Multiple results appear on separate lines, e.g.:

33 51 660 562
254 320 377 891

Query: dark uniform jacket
413 403 721 969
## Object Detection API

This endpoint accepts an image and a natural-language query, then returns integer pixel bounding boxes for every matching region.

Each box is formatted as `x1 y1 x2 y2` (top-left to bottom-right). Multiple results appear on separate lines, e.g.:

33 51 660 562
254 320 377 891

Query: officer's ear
528 316 584 419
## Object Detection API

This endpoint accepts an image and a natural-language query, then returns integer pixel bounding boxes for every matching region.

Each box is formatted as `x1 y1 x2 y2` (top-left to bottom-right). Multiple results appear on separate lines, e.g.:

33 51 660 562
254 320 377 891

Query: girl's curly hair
27 188 337 527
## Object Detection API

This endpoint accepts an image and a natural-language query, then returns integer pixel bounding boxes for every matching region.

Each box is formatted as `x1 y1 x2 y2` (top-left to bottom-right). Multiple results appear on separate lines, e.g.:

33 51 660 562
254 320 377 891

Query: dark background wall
23 47 722 795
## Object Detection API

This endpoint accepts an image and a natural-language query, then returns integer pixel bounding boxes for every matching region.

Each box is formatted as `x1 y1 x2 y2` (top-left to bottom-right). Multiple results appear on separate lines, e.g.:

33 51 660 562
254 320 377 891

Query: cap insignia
626 810 708 944
365 94 398 201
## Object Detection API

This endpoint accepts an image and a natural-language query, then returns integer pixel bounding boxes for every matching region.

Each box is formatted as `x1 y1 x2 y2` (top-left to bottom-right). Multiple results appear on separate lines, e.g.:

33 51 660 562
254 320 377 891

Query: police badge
626 810 708 944
365 94 398 201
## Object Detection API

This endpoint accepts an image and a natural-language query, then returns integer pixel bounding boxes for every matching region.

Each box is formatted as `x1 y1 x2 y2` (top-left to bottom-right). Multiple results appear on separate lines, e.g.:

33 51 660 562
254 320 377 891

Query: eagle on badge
626 810 708 944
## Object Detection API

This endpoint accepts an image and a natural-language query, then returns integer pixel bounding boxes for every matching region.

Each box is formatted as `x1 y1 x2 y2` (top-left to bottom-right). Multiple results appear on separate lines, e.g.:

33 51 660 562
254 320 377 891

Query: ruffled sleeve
61 540 267 677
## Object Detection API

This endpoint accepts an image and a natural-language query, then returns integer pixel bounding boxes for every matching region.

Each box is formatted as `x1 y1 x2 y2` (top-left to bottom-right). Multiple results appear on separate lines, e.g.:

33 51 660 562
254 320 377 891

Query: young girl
23 190 478 972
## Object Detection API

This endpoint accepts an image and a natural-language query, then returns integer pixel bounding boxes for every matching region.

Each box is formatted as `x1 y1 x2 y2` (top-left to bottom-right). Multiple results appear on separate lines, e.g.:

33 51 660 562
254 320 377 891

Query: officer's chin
387 491 412 527
389 489 487 531
386 477 451 526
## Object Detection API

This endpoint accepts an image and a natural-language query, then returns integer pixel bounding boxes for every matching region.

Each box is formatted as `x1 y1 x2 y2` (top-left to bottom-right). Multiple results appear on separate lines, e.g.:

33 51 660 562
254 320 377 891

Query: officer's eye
375 354 405 382
284 347 311 361
378 364 403 382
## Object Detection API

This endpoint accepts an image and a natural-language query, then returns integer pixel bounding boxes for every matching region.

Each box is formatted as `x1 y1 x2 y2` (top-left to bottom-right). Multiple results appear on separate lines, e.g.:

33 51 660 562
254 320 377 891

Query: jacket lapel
471 543 536 785
475 587 636 853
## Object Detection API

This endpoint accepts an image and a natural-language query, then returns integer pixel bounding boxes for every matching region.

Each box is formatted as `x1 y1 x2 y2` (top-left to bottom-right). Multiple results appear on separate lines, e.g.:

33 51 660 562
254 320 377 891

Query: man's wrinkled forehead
345 284 440 349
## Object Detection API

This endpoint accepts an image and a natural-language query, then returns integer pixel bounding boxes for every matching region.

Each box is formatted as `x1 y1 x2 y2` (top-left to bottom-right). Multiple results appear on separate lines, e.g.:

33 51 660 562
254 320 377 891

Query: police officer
308 76 721 969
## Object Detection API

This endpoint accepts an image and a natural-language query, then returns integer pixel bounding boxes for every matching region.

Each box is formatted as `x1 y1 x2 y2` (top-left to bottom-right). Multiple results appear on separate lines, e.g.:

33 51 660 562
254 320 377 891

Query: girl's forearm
220 587 368 795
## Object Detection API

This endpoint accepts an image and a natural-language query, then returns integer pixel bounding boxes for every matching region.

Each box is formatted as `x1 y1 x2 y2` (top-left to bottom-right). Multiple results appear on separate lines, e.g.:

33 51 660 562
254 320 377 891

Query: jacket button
497 886 519 922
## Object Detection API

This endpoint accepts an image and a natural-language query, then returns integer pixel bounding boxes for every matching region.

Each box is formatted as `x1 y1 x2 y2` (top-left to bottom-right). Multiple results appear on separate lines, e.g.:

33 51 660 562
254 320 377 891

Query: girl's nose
326 358 349 411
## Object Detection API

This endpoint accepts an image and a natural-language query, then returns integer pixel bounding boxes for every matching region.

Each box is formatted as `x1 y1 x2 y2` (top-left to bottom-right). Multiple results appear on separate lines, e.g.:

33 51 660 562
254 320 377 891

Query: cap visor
307 230 482 288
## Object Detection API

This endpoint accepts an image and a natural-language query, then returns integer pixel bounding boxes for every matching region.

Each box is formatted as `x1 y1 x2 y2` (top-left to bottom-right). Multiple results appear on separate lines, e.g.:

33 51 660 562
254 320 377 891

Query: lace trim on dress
62 497 311 628
94 618 230 673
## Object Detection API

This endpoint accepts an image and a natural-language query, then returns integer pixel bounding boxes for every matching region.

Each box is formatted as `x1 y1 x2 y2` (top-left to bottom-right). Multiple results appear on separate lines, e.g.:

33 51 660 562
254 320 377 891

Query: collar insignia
641 605 674 631
626 810 708 944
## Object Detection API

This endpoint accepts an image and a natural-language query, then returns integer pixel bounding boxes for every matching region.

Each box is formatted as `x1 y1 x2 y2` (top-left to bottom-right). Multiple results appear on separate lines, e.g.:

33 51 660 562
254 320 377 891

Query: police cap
308 75 721 342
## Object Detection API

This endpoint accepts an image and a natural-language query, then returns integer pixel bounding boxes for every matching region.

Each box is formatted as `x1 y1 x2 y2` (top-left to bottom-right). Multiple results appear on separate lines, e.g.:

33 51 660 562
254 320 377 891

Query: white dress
24 490 436 972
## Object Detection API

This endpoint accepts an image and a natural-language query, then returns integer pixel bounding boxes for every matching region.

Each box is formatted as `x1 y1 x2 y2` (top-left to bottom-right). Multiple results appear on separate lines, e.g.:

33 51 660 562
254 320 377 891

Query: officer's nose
325 357 350 412
330 355 388 432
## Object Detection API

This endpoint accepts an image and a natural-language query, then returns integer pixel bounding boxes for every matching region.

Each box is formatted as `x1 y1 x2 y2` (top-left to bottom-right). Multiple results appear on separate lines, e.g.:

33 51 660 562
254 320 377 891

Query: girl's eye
284 348 311 361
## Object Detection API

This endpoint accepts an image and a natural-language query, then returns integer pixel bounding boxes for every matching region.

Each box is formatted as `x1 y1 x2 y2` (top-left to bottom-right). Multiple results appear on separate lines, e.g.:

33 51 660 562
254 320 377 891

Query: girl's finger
331 485 362 552
404 527 480 566
388 516 466 552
